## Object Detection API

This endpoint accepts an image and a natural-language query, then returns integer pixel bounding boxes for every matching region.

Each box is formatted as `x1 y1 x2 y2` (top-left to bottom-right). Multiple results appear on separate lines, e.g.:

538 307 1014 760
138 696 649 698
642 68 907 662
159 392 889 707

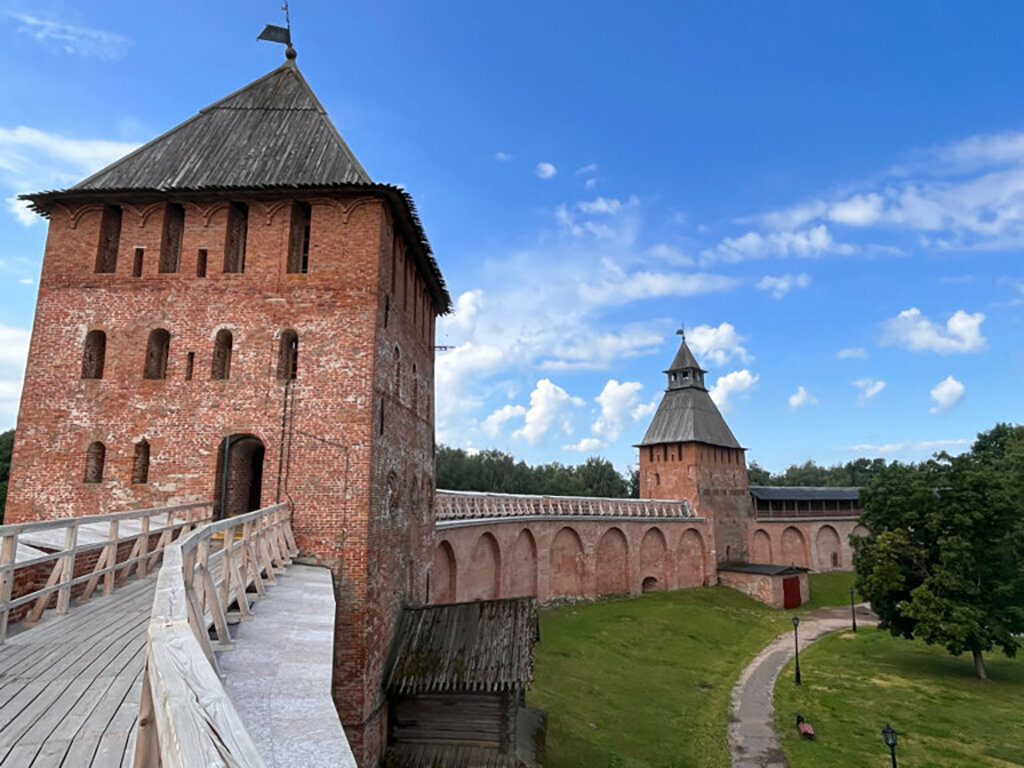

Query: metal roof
749 486 861 501
637 387 742 448
718 563 811 576
386 598 539 695
73 60 370 191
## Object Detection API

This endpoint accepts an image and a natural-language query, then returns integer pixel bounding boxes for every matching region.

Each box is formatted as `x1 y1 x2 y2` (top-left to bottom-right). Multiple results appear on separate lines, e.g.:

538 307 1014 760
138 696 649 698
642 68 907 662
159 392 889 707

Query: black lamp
881 724 898 767
792 615 801 686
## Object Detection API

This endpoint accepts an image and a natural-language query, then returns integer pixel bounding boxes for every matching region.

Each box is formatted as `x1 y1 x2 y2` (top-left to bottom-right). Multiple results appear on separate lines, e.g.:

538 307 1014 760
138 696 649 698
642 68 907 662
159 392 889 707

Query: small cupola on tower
665 328 707 391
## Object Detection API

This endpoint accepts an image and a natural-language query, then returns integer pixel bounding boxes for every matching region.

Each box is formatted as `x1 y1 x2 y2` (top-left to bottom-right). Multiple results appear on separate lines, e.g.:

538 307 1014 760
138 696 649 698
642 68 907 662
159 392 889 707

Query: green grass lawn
799 571 856 613
775 628 1024 767
528 588 789 768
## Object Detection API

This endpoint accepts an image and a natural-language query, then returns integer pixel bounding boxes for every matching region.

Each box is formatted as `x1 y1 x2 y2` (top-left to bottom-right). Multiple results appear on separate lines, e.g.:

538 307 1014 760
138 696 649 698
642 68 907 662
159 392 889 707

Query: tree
853 424 1024 679
0 429 12 523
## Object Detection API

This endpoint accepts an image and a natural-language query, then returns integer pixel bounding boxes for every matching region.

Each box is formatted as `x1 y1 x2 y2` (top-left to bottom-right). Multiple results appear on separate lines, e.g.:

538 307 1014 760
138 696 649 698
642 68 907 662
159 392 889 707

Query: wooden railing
0 502 214 643
134 502 298 768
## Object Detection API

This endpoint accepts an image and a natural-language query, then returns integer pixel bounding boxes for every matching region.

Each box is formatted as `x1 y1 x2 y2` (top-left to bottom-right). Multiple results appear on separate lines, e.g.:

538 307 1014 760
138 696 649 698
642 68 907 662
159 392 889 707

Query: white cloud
0 324 30 424
757 273 811 299
827 193 885 226
843 439 970 456
0 126 138 225
541 327 663 371
686 322 752 366
592 380 655 442
494 151 511 161
575 163 599 176
704 224 855 263
929 375 966 414
443 289 484 332
535 162 557 180
788 386 817 412
579 268 737 307
3 12 131 60
584 178 597 189
852 378 886 405
577 197 623 215
563 437 605 452
513 379 584 444
434 343 506 442
709 370 758 412
837 347 868 359
481 404 527 437
881 307 986 354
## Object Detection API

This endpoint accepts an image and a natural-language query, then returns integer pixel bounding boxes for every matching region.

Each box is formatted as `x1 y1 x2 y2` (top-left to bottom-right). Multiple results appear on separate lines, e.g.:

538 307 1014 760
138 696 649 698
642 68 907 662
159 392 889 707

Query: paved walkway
728 605 878 768
221 564 356 768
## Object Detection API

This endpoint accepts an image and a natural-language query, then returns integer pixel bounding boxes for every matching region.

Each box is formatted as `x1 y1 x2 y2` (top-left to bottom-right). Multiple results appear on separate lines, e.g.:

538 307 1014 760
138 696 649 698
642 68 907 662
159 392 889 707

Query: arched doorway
214 434 266 519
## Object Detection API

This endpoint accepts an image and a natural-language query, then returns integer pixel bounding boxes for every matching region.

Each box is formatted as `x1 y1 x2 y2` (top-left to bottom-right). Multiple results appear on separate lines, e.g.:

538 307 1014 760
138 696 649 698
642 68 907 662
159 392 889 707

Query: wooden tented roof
386 598 539 695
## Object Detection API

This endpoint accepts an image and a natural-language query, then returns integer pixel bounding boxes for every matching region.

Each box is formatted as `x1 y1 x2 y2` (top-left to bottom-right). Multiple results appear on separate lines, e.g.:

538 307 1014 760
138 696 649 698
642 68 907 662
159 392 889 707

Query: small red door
783 576 801 609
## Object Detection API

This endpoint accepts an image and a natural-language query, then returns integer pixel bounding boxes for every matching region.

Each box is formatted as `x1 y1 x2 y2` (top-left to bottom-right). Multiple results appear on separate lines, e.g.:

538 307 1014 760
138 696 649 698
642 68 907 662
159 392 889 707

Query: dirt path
728 605 878 768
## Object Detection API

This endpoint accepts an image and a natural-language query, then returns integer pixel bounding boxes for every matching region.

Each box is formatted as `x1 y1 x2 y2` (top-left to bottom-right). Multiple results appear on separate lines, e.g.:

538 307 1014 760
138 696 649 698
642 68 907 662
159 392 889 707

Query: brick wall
6 194 440 767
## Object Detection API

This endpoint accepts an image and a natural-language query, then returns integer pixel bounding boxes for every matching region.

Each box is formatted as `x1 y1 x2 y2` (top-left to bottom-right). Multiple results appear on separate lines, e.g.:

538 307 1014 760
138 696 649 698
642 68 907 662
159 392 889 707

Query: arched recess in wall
781 526 809 568
465 532 501 601
678 528 706 587
751 529 772 563
596 527 629 596
550 527 585 597
639 527 668 592
213 433 265 519
431 541 456 604
211 329 233 380
815 525 842 571
82 330 106 379
509 529 538 598
851 524 870 539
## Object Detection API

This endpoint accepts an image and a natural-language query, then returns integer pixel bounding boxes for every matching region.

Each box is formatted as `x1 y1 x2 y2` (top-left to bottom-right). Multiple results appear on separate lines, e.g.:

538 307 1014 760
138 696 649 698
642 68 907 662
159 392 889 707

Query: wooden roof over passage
386 598 539 696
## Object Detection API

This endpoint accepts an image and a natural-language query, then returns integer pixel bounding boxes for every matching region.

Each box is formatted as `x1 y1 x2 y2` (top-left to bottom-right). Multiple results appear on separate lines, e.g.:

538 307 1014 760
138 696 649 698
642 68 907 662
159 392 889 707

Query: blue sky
0 2 1022 473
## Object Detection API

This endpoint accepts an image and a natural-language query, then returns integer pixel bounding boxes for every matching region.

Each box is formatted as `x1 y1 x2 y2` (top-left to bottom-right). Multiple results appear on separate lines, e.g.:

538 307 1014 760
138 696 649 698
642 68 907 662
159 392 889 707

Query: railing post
0 531 18 644
56 523 78 614
104 519 118 594
137 514 150 578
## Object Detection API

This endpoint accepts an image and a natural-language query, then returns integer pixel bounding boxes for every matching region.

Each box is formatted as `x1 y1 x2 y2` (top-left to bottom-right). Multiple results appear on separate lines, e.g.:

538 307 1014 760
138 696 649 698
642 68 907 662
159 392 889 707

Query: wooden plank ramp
0 574 154 767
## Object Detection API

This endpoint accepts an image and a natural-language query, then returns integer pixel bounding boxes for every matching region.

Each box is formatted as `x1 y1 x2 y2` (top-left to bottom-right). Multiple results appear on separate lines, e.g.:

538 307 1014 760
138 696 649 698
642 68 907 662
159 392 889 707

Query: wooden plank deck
0 575 154 767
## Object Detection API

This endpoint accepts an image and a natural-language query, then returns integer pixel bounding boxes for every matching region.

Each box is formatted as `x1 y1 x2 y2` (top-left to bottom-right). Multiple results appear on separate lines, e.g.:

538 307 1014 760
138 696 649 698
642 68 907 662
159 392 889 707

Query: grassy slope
775 629 1024 767
799 571 856 613
529 588 788 768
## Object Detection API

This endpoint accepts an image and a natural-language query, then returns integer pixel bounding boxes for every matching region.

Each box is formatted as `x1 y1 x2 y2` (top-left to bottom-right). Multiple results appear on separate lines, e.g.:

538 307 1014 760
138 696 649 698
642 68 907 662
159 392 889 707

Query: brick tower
636 331 749 565
6 54 449 764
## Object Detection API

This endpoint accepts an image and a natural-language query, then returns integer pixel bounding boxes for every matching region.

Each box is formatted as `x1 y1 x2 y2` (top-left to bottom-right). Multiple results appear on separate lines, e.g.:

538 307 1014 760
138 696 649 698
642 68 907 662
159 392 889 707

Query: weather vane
677 323 686 340
258 1 296 60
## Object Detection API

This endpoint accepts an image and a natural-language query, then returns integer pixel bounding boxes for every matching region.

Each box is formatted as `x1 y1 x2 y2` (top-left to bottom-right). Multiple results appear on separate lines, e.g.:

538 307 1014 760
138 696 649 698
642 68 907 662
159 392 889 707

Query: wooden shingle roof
386 598 539 696
21 59 451 312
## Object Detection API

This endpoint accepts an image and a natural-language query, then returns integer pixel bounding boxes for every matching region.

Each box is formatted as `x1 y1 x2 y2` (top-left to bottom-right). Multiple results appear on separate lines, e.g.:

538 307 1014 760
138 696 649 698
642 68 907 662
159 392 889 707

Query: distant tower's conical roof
71 59 371 191
637 333 742 449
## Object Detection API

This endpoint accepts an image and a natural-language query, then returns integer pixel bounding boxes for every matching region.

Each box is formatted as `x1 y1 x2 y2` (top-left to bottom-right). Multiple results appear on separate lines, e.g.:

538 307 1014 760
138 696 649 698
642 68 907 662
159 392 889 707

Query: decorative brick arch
550 527 585 598
465 532 501 601
640 527 668 592
596 527 629 596
852 524 870 539
751 529 772 563
678 528 705 587
509 529 538 598
781 526 809 568
815 524 842 571
431 541 457 604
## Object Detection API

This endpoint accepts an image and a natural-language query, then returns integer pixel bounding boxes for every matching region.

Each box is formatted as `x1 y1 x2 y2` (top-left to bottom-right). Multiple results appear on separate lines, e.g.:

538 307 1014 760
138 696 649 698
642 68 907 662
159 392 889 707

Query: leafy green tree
435 444 631 498
627 467 640 499
747 461 772 485
0 429 12 523
854 424 1024 679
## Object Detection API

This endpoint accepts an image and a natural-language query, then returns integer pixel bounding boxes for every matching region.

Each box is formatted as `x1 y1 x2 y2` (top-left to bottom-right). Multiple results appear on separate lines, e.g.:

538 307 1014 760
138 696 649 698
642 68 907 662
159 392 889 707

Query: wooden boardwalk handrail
0 501 214 643
134 502 298 768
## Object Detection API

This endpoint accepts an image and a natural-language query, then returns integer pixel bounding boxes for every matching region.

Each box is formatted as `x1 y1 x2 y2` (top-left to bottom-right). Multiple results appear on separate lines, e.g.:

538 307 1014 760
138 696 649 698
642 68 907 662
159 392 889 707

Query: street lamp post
881 724 898 768
850 586 858 632
792 615 801 686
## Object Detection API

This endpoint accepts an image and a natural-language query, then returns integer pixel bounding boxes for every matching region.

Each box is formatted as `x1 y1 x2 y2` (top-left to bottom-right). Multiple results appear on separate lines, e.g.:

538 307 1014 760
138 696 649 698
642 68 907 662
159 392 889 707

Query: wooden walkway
0 575 154 767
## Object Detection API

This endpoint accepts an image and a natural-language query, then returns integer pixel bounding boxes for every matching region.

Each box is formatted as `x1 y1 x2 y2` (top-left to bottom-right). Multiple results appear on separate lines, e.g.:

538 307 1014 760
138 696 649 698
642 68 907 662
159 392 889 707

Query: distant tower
7 54 450 764
636 330 749 564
